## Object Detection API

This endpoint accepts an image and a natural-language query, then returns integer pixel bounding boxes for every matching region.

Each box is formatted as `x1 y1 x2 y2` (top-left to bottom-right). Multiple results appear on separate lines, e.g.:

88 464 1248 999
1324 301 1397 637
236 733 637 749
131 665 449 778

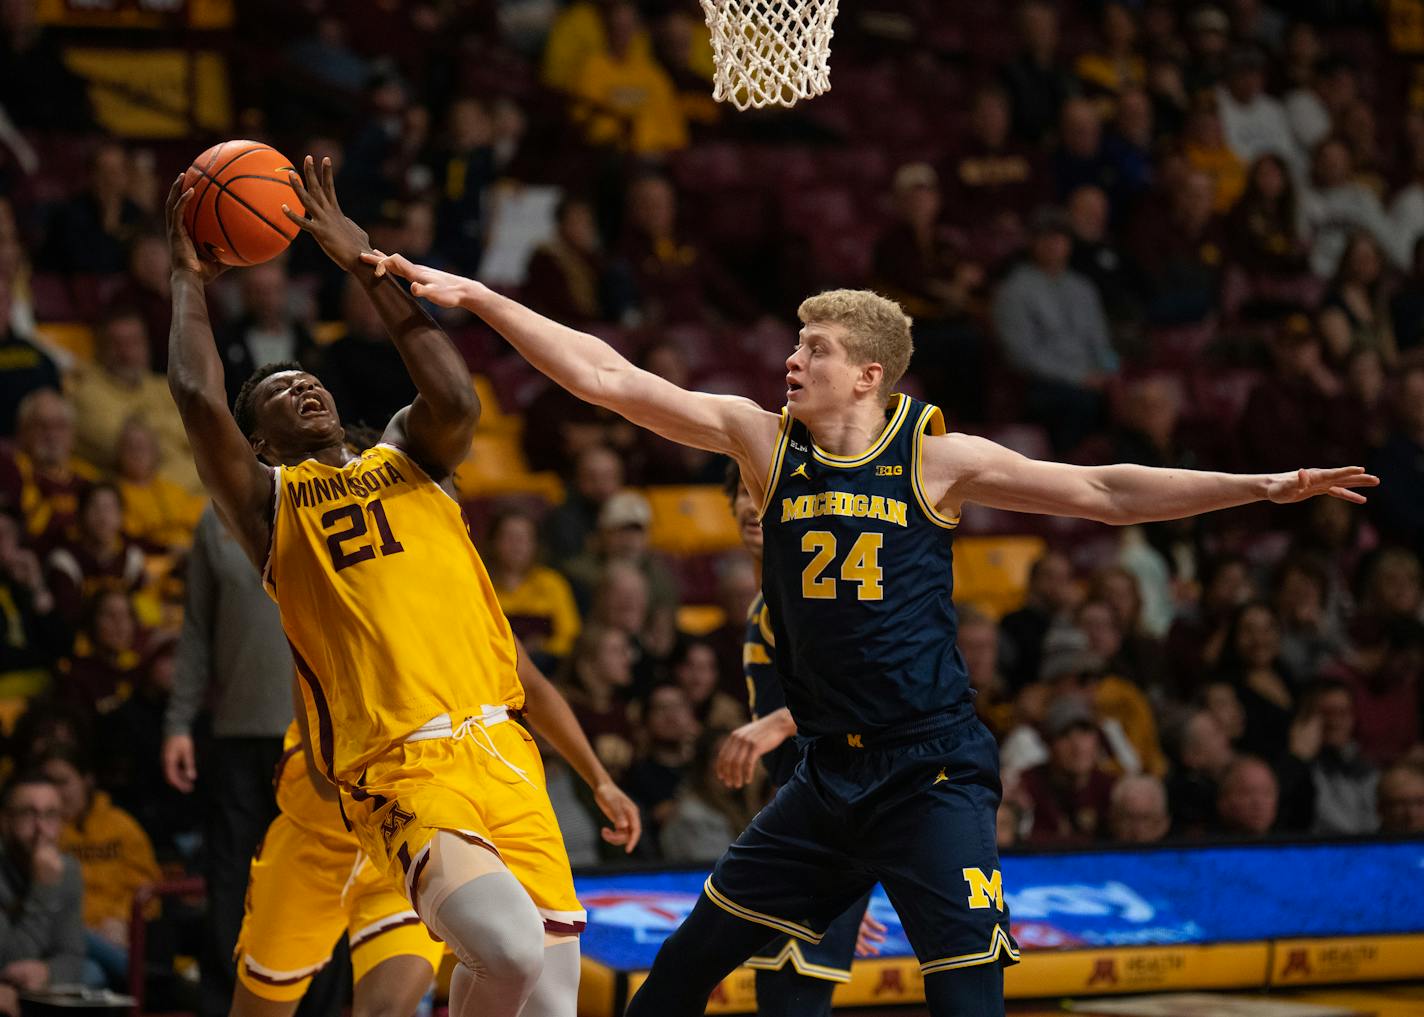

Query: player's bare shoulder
917 431 1001 518
719 396 783 507
721 396 782 450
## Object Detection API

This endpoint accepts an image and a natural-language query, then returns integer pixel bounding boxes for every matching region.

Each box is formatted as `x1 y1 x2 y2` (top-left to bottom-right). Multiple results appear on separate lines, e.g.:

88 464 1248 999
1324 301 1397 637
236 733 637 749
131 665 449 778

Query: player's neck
277 443 356 469
803 397 893 458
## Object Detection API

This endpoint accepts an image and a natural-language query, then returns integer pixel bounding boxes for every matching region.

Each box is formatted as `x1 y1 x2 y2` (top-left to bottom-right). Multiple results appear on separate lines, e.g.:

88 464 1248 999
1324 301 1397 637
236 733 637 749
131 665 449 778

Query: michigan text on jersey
779 492 909 527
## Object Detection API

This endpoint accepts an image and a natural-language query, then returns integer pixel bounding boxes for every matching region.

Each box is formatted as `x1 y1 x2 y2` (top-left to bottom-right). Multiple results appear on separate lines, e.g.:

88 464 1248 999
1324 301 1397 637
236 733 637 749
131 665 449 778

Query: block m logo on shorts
381 804 416 845
962 867 1004 911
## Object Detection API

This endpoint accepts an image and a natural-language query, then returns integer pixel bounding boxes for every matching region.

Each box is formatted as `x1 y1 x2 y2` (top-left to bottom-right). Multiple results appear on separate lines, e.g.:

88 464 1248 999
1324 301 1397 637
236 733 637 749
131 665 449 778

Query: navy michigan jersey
759 393 969 738
743 593 799 786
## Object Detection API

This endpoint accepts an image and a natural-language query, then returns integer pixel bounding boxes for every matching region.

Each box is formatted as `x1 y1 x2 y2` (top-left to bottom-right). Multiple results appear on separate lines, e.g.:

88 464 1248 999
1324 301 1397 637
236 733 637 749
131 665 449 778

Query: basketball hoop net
700 0 840 111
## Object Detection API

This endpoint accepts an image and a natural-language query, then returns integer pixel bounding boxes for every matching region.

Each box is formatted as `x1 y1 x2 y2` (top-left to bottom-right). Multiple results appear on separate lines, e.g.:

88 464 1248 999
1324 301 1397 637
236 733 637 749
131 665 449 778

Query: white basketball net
700 0 840 110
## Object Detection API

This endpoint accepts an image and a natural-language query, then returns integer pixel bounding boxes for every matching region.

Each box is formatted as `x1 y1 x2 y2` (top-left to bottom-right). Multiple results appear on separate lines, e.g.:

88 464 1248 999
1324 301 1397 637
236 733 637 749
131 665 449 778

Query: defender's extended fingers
302 154 322 199
321 156 337 203
1327 487 1368 504
369 252 416 279
281 205 314 231
287 169 314 209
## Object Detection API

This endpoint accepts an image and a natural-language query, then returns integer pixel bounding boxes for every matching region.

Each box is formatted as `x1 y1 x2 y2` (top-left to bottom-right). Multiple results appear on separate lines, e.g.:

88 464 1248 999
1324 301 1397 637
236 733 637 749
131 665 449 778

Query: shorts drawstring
453 713 534 788
404 707 535 787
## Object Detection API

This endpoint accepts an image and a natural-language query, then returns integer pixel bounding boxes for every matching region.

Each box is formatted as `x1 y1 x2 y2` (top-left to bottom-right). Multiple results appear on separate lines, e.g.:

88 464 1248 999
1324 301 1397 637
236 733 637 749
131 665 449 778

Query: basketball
181 140 303 267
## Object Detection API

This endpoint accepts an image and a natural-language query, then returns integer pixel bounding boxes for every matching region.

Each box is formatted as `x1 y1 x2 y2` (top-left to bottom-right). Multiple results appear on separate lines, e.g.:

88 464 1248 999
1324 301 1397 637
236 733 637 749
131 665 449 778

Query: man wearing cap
563 489 679 619
1019 695 1117 844
992 206 1118 454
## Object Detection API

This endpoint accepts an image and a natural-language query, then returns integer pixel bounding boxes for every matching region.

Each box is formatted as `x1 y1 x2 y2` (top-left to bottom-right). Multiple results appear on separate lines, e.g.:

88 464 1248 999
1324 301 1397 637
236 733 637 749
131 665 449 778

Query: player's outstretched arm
362 253 780 479
515 643 642 853
283 157 478 479
165 178 273 567
929 433 1379 525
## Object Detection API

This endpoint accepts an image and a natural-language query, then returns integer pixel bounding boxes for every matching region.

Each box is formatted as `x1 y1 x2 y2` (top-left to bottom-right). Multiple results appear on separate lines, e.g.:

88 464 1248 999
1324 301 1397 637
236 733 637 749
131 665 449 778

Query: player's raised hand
165 177 226 283
361 250 475 308
594 780 642 853
1265 467 1379 505
281 155 370 273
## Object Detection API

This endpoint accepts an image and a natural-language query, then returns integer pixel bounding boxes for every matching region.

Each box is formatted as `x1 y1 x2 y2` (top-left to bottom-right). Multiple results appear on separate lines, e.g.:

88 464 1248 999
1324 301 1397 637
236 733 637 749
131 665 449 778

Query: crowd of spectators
2 0 1424 1003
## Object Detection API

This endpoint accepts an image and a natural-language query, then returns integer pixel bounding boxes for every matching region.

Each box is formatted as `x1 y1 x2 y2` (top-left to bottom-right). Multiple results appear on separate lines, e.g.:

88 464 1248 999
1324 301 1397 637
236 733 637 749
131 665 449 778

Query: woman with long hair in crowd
1217 601 1298 760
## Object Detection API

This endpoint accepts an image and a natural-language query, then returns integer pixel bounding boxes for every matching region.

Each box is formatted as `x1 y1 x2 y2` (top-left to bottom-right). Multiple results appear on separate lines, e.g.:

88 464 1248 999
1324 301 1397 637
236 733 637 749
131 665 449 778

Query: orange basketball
181 140 303 267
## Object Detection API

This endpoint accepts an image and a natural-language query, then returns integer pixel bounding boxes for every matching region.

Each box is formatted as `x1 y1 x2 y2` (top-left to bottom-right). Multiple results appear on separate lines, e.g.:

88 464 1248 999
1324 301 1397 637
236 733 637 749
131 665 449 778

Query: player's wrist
460 278 492 311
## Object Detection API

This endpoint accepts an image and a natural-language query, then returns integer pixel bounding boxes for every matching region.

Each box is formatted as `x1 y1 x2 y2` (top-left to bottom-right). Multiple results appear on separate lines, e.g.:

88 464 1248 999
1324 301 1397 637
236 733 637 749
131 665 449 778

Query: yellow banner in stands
38 0 232 29
62 48 231 138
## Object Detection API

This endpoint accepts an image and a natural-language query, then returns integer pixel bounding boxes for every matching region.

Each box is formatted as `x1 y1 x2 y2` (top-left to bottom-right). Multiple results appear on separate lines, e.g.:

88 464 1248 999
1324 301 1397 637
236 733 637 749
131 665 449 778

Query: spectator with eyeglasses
0 772 86 1008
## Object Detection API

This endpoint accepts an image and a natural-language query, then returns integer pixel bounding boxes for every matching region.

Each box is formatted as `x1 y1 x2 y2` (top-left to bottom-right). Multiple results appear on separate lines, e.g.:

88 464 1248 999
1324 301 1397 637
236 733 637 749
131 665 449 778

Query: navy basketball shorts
707 708 1020 978
746 891 871 983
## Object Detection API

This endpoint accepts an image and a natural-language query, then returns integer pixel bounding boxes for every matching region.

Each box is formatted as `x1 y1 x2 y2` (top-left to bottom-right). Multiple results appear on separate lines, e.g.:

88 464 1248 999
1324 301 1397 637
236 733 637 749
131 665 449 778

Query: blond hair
797 289 914 395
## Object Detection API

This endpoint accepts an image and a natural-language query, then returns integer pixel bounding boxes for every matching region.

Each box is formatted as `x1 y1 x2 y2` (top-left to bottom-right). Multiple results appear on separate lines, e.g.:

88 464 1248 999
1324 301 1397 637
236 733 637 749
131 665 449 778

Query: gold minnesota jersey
264 443 522 783
274 722 347 838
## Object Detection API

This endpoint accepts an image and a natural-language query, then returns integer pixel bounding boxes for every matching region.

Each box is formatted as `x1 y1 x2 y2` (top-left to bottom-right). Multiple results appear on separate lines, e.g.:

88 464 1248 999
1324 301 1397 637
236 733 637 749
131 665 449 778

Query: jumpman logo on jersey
790 463 809 480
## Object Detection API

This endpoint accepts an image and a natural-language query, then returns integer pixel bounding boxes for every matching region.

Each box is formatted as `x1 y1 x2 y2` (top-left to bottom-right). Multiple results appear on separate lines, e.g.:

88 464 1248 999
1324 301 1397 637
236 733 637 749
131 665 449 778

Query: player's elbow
428 378 480 428
167 378 224 420
1080 472 1133 525
584 359 635 409
446 381 481 422
1092 504 1136 526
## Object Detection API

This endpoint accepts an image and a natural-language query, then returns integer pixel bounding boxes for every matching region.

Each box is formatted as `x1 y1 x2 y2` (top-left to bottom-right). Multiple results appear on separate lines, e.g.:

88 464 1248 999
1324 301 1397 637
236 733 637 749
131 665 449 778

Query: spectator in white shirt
1390 146 1424 270
1216 46 1302 176
1302 137 1401 277
1285 56 1357 154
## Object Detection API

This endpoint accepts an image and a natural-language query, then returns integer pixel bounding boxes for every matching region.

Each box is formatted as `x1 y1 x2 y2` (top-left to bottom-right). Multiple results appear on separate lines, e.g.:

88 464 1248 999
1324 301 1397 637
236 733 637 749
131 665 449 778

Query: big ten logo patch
875 465 903 476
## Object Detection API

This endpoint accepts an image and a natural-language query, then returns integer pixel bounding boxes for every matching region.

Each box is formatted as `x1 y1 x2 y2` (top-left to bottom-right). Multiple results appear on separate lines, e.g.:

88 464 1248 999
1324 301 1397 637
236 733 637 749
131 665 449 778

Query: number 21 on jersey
800 530 883 600
323 498 405 572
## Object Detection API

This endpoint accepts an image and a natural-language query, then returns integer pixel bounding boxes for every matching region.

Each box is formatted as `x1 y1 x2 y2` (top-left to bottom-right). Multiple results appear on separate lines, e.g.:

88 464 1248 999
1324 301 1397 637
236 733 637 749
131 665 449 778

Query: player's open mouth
298 395 326 417
786 377 803 395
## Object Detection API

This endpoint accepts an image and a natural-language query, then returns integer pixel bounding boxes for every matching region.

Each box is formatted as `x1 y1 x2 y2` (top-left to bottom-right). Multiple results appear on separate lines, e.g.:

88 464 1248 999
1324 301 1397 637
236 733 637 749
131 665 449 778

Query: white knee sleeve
518 941 580 1017
427 873 545 1017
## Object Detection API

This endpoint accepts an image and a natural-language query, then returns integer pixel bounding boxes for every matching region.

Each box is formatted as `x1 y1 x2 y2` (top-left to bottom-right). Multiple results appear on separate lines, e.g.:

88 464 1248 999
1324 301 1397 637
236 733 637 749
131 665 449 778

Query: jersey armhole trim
261 466 282 592
911 404 960 529
377 442 461 507
757 601 776 647
756 409 793 520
